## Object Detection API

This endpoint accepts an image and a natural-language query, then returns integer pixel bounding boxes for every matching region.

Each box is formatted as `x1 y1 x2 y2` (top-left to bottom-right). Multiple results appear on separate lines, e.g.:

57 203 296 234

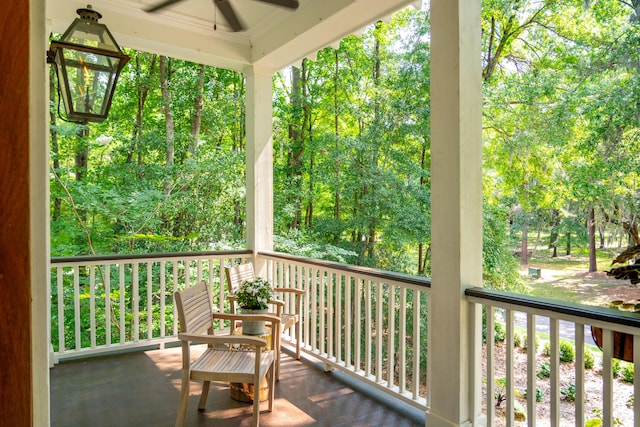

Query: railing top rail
466 286 640 330
259 250 431 289
51 249 253 264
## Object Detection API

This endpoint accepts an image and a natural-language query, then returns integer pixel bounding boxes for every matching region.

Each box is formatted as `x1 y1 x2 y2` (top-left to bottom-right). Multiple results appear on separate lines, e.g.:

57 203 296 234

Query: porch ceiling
46 0 420 72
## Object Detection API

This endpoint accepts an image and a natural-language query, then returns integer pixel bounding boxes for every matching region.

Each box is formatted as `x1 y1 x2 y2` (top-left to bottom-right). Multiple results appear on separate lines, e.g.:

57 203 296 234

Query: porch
49 251 640 426
50 345 424 427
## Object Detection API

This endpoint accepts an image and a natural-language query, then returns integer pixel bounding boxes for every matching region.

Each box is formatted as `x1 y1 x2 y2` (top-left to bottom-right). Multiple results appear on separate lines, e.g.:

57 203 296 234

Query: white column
427 1 483 426
244 66 274 275
32 1 52 425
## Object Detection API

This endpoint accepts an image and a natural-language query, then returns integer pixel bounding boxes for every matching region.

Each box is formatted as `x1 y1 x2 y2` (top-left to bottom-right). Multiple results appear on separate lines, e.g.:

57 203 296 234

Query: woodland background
50 0 640 292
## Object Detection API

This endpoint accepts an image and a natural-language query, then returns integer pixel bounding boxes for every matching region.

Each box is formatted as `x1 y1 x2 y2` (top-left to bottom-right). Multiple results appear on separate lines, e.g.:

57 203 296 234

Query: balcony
49 251 640 426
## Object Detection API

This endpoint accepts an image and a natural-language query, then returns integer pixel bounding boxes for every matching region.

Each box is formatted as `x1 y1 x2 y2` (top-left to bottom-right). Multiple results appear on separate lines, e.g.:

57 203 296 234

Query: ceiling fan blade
145 0 185 13
215 0 244 32
256 0 299 9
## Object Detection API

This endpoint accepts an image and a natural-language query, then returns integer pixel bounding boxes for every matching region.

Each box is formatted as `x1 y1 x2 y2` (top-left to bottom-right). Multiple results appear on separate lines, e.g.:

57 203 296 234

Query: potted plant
234 277 274 335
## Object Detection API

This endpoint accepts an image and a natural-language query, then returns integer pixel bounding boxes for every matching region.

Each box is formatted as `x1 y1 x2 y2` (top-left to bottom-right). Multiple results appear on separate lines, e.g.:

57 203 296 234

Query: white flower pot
240 308 268 335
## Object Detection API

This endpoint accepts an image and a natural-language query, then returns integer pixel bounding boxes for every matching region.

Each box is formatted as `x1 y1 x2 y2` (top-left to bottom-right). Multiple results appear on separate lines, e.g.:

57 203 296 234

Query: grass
520 246 626 305
525 246 620 271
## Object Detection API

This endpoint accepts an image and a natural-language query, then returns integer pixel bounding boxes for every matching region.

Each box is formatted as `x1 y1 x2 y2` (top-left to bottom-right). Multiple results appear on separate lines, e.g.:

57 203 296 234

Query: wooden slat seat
225 263 305 379
174 281 279 427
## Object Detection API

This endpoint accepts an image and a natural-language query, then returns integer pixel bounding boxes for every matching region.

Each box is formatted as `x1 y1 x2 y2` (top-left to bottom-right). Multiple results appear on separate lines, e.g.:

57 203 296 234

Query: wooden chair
225 263 305 377
174 280 280 427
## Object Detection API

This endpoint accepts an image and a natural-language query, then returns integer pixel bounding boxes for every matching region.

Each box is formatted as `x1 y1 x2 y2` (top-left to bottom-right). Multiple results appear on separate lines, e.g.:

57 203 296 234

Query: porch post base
425 411 475 427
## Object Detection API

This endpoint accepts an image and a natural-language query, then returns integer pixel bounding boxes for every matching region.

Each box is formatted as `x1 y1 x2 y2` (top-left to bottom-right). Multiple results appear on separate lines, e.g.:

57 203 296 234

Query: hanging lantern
47 5 130 123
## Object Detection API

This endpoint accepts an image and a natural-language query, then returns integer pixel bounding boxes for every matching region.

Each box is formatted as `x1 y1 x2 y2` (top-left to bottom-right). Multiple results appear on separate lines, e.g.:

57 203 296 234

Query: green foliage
494 377 507 407
560 341 575 363
622 363 634 383
522 334 539 352
537 362 551 379
494 322 506 343
525 386 544 403
483 203 524 291
543 342 551 357
561 382 576 401
235 278 274 310
613 359 622 378
586 409 623 426
513 332 522 348
584 348 595 370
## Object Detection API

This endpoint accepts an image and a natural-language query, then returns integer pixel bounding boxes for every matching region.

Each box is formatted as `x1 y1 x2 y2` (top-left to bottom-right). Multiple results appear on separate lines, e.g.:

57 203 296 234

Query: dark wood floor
50 345 425 427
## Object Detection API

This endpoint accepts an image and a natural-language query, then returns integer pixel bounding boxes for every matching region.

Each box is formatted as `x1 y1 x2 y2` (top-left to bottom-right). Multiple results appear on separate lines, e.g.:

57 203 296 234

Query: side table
229 325 272 403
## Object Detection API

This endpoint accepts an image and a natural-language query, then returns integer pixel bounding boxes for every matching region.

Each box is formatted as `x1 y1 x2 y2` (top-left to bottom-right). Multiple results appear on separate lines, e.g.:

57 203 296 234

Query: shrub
522 334 539 352
537 362 550 379
586 408 624 426
494 377 506 407
613 359 621 378
561 382 576 401
514 332 522 348
543 342 551 357
525 386 544 403
584 349 594 369
494 322 506 343
560 341 575 363
622 363 634 383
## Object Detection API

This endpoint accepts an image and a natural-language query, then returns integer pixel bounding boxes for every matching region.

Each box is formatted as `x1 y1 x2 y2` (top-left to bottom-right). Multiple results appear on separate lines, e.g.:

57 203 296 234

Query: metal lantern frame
47 6 130 123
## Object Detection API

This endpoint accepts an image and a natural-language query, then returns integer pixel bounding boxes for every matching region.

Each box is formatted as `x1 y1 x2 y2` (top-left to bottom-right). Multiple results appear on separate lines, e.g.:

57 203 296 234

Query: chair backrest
174 280 214 335
225 262 255 295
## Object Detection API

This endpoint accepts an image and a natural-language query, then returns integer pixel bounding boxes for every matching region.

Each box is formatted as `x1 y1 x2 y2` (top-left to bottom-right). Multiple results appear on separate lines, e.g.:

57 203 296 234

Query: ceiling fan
145 0 299 32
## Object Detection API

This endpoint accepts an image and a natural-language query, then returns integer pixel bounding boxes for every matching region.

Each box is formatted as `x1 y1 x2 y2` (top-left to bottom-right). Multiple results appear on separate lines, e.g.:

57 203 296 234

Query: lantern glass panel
61 18 121 53
54 46 120 117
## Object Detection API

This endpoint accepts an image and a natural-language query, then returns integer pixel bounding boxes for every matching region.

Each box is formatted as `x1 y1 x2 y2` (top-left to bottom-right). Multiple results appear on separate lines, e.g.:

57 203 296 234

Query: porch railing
50 250 252 361
466 287 640 427
53 250 640 424
258 251 432 410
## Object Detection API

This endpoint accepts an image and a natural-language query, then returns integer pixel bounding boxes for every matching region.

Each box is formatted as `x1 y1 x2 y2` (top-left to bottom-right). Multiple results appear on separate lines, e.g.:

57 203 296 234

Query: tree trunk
160 55 175 197
288 64 305 229
128 53 157 165
418 139 429 273
74 127 89 223
598 226 605 249
521 218 528 266
333 50 341 225
549 208 559 257
189 63 206 158
365 21 383 262
566 232 572 256
305 150 314 229
588 206 597 272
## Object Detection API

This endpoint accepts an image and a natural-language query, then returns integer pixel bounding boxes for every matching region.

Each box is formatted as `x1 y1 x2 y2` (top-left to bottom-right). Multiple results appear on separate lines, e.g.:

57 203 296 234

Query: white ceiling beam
252 0 417 70
47 0 417 72
47 0 252 71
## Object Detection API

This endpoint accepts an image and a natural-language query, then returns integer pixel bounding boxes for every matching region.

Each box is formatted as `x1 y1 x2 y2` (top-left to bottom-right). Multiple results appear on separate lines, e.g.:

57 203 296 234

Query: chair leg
175 375 190 427
252 384 260 427
267 363 275 412
274 332 281 381
198 381 210 411
295 323 301 360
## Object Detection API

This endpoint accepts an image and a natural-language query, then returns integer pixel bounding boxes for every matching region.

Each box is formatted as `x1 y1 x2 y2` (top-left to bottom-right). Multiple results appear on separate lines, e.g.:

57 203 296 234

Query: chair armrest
273 288 305 296
177 332 268 348
214 312 281 338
